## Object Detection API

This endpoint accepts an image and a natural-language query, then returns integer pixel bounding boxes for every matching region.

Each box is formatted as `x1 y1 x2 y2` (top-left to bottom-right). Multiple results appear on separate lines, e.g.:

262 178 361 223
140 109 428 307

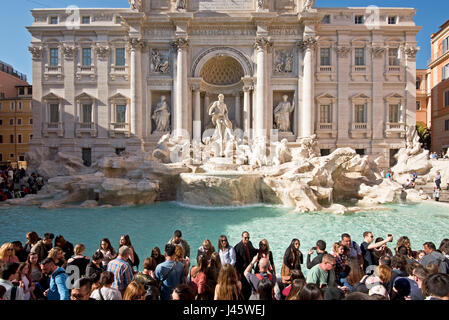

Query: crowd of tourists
1 230 449 301
0 166 45 201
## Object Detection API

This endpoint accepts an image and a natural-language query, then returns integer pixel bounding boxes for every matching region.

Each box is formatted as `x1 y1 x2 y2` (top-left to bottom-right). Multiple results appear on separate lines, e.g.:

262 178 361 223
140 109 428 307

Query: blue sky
0 0 447 83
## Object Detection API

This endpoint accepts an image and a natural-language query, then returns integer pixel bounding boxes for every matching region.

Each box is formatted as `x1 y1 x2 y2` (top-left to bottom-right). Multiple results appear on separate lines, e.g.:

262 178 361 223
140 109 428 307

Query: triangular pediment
42 92 63 100
316 93 337 101
384 93 404 100
351 93 371 101
109 93 129 101
75 92 96 100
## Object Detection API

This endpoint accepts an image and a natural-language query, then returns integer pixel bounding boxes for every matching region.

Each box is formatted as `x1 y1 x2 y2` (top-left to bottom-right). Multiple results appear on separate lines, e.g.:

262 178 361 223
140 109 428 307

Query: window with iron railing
116 48 125 66
320 48 331 66
355 48 365 66
355 104 367 123
50 48 59 67
389 48 400 66
389 104 400 123
82 48 92 66
320 105 332 124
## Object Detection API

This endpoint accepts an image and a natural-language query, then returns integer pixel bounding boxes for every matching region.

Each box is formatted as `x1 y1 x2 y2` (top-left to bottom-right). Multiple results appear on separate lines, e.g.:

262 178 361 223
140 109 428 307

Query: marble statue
274 95 295 132
275 51 294 73
273 139 292 166
152 96 171 132
176 0 186 10
284 53 293 73
152 50 170 74
303 0 315 11
208 94 234 157
152 133 172 163
129 0 143 11
257 0 264 9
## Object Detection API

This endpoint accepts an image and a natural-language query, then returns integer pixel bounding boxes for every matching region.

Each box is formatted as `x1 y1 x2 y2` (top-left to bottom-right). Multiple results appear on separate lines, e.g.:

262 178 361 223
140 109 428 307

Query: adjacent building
416 68 431 128
429 19 449 155
27 0 421 168
0 61 32 166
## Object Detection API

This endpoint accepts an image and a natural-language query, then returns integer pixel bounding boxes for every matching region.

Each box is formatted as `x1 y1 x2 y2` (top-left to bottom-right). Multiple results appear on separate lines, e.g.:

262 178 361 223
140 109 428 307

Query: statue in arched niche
274 95 295 132
176 0 186 11
152 96 171 132
303 0 315 12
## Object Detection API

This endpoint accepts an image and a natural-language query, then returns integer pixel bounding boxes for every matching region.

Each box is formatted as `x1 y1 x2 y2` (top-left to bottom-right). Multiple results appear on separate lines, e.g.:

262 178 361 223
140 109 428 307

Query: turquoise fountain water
1 202 448 276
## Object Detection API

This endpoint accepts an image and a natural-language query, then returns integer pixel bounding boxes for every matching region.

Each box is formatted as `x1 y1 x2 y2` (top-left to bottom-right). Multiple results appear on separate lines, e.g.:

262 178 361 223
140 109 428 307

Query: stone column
243 86 251 135
254 37 271 139
204 93 210 125
192 84 201 142
129 37 144 136
234 91 241 128
172 37 189 137
298 36 317 138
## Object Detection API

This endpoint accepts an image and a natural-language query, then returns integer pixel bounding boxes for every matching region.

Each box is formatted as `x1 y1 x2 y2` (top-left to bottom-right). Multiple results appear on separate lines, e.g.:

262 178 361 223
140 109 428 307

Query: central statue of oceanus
208 94 234 157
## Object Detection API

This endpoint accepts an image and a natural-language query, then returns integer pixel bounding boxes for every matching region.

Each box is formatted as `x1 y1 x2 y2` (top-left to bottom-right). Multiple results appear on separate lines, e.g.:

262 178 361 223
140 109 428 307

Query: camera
311 246 317 251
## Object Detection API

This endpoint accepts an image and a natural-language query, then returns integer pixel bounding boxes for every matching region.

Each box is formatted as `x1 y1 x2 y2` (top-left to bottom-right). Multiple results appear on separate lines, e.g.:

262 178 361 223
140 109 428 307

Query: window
445 120 449 131
322 15 331 24
355 104 366 123
17 134 22 144
0 154 2 161
443 36 449 55
355 48 365 66
19 87 25 95
18 102 22 110
82 16 90 24
19 156 25 161
416 101 421 111
389 48 400 66
116 105 126 123
10 102 14 110
82 148 92 167
0 119 2 125
30 134 33 141
10 154 14 159
115 48 125 66
50 16 58 24
388 16 397 24
445 90 449 107
416 78 421 90
116 148 126 156
389 104 400 123
0 102 2 110
320 105 332 123
115 16 121 24
30 118 33 125
355 15 364 24
82 104 92 123
320 48 331 66
320 149 331 156
10 135 14 143
17 118 22 125
50 48 59 67
82 48 92 66
0 135 2 143
49 103 59 123
28 87 32 95
9 118 14 125
442 63 449 80
356 149 365 156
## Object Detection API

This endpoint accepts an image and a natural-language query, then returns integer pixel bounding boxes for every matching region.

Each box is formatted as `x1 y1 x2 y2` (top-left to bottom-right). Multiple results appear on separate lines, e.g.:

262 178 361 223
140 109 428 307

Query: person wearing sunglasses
217 235 236 266
234 231 258 300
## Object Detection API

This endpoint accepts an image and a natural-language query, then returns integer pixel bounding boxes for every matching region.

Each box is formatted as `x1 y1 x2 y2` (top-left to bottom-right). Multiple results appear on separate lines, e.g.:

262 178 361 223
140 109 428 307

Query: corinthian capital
254 37 272 50
171 37 189 50
297 37 318 51
128 37 146 50
404 46 420 59
28 46 43 60
95 45 110 60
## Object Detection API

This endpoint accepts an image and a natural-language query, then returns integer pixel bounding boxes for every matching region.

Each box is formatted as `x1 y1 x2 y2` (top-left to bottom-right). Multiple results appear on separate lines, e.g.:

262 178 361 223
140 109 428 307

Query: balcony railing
388 66 401 72
43 122 63 137
386 122 405 130
352 123 368 130
319 66 333 73
109 122 130 137
318 123 333 130
44 64 63 80
353 66 367 72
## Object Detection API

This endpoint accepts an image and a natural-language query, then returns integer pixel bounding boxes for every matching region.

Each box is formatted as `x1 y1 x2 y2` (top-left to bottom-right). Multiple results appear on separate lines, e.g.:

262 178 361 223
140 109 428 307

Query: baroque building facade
27 0 420 168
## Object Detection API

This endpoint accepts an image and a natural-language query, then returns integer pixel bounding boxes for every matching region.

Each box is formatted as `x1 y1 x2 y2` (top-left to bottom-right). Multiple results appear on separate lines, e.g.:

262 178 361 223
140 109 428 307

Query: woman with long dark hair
281 238 303 284
97 238 117 269
151 247 165 265
254 239 276 276
217 235 236 266
119 235 139 270
189 254 209 299
299 283 322 300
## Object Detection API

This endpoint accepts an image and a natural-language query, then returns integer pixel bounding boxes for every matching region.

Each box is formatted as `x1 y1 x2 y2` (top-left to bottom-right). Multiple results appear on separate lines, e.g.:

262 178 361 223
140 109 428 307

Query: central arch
191 47 253 78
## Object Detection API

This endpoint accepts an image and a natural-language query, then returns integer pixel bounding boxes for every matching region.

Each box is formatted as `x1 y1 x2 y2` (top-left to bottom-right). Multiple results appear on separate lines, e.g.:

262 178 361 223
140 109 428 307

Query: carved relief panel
273 48 296 76
150 49 171 75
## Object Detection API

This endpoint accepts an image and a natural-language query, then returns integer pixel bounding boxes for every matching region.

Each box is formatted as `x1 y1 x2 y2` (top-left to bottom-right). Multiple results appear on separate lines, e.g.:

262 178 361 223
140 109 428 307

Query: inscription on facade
193 0 253 11
190 28 256 36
